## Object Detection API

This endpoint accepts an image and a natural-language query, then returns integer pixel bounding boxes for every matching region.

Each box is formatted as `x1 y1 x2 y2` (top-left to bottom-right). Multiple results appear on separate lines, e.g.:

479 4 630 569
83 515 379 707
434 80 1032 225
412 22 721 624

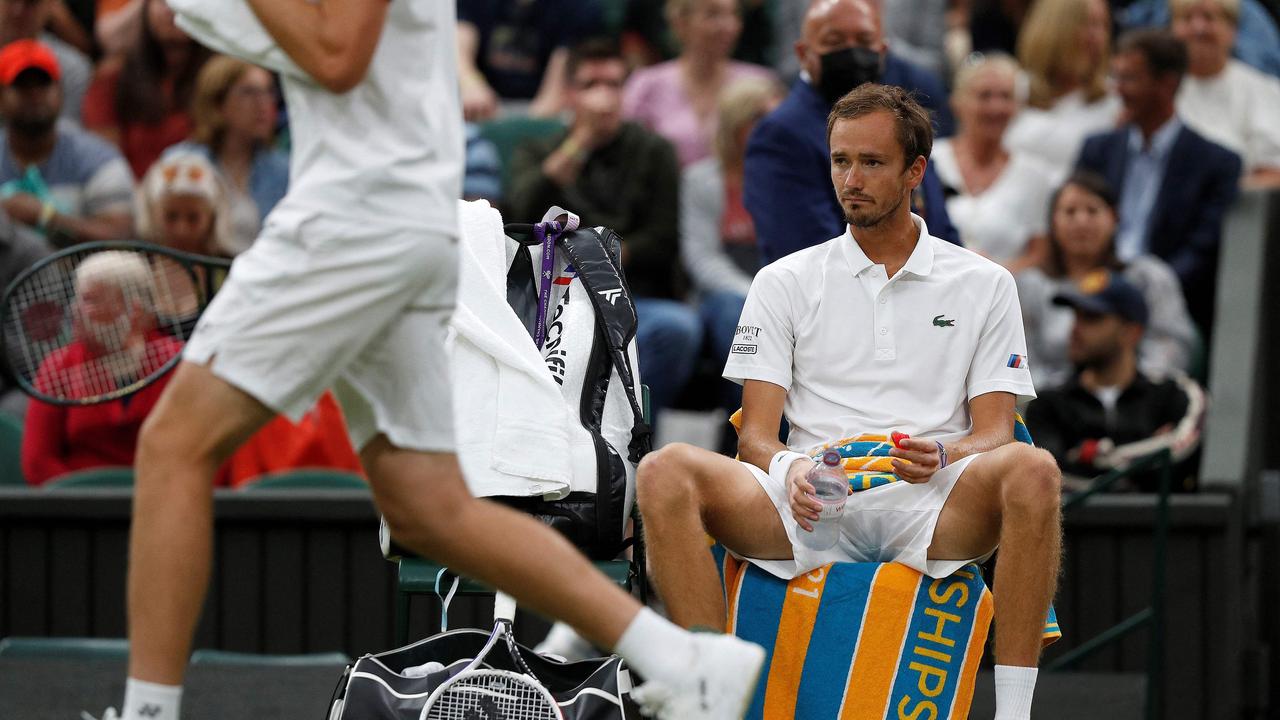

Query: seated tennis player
637 84 1061 720
94 2 763 720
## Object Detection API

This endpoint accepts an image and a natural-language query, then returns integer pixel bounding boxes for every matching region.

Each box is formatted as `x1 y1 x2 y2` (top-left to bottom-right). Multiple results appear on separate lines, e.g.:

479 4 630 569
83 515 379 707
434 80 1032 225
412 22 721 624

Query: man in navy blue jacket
1076 29 1241 338
744 0 959 265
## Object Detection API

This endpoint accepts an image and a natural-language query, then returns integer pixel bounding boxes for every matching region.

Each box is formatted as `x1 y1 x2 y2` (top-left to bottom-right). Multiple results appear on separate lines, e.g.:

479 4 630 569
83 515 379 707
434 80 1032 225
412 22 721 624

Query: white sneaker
631 634 766 720
535 621 600 662
80 709 120 720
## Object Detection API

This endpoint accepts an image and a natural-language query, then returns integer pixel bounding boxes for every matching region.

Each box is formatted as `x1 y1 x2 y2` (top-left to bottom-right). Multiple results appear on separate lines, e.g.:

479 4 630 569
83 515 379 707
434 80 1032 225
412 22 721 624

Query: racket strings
4 248 201 403
424 670 561 720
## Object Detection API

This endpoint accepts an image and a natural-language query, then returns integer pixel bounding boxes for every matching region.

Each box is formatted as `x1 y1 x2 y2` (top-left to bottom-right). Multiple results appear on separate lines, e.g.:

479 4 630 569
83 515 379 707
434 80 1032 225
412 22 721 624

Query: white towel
451 200 575 498
166 0 309 81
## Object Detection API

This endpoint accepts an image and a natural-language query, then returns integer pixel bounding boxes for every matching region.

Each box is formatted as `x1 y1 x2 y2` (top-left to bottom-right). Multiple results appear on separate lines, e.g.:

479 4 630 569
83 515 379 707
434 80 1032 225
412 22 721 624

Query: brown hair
564 38 625 84
115 0 210 125
1044 170 1124 278
1116 28 1189 80
190 55 265 150
826 83 934 168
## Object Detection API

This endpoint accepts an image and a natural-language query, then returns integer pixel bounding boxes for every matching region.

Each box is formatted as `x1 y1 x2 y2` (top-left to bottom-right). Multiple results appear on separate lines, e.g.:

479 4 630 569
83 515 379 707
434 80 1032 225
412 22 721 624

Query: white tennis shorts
184 207 457 453
742 452 990 580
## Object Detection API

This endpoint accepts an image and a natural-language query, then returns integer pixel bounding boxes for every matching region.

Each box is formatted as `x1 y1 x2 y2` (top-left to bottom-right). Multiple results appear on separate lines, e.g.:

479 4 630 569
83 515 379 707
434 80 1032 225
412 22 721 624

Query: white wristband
770 450 812 482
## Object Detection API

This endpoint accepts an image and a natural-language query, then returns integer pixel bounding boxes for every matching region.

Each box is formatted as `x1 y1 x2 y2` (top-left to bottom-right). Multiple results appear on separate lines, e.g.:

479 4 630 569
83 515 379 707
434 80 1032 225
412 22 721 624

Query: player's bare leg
635 443 793 630
928 442 1062 719
126 363 276 695
929 443 1062 664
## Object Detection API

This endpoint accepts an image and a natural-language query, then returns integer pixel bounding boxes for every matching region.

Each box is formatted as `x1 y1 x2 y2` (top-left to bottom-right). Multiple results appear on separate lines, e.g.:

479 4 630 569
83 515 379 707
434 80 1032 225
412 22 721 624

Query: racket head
420 668 563 720
1 241 232 406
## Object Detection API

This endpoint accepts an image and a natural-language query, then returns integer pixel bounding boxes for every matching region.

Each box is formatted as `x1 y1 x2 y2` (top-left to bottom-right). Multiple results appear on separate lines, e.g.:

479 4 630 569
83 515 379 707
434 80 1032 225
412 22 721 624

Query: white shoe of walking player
80 709 120 720
631 633 766 720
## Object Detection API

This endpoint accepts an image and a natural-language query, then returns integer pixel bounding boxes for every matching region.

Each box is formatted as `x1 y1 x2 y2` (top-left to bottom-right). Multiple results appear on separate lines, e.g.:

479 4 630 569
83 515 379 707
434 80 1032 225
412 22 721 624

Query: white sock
613 607 698 684
994 665 1038 720
122 678 182 720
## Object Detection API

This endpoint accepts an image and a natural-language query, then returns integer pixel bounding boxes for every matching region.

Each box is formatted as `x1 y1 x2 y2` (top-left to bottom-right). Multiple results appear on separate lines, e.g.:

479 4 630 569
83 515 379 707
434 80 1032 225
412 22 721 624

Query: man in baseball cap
1051 268 1150 328
1025 270 1203 492
0 37 60 86
0 39 134 244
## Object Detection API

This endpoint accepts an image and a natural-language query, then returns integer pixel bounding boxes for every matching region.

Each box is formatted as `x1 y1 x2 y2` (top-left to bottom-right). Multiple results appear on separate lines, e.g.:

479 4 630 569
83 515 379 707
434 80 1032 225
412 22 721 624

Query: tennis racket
0 240 232 406
420 592 564 720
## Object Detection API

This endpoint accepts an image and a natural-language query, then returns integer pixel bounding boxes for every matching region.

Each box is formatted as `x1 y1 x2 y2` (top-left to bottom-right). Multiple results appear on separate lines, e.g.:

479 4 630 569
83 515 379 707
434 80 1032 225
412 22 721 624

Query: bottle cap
822 450 841 466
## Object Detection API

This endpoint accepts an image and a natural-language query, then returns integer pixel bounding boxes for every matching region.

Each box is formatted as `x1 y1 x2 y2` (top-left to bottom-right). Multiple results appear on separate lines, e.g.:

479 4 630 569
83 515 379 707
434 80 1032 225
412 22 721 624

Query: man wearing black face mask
0 40 134 247
744 0 958 264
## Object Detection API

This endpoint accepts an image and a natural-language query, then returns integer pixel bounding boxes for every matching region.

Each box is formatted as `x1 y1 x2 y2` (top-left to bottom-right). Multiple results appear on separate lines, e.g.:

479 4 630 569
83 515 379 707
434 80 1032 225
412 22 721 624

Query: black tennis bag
497 222 650 560
382 221 650 563
328 628 639 719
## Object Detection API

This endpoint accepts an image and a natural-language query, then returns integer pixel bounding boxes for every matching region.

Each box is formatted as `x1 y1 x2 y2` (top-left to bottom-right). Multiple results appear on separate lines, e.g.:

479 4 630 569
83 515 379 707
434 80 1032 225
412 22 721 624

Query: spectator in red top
82 0 210 178
22 251 182 485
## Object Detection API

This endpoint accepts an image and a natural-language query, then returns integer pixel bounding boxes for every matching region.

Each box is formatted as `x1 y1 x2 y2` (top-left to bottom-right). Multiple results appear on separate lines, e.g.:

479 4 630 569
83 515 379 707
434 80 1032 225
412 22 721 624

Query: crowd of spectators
2 0 1277 490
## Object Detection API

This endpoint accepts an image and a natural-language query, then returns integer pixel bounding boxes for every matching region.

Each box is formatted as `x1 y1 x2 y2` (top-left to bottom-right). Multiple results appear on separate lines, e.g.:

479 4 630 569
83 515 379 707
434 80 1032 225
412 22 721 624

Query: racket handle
493 592 517 624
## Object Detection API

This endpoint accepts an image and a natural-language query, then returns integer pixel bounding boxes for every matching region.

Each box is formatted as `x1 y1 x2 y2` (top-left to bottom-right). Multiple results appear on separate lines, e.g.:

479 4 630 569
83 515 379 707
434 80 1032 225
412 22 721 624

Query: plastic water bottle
798 450 848 551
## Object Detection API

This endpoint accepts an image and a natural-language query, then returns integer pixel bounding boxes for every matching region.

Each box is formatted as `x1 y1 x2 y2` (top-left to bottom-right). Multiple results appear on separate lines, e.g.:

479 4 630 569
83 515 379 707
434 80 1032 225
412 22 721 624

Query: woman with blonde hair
134 151 234 335
166 54 288 253
623 0 776 167
1003 0 1121 173
932 53 1058 268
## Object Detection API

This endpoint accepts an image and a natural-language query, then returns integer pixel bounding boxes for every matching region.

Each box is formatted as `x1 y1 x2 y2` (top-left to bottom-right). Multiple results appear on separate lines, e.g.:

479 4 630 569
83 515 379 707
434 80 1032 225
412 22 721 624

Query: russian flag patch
553 264 578 285
1007 354 1028 369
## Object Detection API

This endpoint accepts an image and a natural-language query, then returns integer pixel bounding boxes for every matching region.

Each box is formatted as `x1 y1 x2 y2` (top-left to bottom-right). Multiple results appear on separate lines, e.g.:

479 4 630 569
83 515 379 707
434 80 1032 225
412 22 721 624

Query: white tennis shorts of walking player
184 206 458 454
741 452 993 581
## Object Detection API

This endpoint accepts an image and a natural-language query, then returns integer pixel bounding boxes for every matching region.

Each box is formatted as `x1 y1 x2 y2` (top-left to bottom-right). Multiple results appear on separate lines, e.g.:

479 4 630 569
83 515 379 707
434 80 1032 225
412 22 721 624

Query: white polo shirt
724 214 1035 452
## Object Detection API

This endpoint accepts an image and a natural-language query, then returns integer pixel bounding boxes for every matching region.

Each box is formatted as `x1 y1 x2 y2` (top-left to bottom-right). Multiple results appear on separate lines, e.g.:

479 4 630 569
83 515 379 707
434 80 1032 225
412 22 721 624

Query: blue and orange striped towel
716 548 1060 719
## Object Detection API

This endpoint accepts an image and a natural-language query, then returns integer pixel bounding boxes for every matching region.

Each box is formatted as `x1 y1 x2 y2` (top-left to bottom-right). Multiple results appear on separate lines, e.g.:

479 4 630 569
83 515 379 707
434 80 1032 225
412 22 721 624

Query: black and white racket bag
497 217 650 560
329 595 639 720
382 208 650 563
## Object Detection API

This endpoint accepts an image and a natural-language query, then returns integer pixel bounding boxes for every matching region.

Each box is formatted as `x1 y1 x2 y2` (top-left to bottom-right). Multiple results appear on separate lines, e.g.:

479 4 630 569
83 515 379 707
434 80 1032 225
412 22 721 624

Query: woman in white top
1171 0 1280 186
1004 0 1121 174
1017 172 1197 390
932 53 1058 269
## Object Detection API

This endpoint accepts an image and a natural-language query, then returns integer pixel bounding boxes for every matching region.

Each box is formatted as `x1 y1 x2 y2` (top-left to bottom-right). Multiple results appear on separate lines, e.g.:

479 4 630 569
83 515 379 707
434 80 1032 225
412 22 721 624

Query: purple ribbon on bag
532 220 563 350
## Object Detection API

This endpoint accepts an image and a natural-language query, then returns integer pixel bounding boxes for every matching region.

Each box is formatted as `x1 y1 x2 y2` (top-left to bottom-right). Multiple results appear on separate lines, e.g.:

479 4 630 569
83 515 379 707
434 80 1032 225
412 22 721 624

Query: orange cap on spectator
0 40 61 86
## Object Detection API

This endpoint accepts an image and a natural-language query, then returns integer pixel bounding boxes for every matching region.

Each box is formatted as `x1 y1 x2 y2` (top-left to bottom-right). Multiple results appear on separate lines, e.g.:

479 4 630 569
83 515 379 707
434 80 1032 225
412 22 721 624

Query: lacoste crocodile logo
933 314 955 327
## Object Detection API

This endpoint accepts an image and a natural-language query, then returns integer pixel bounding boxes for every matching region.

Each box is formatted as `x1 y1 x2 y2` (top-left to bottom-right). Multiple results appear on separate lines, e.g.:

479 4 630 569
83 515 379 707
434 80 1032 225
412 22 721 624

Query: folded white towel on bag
451 199 577 498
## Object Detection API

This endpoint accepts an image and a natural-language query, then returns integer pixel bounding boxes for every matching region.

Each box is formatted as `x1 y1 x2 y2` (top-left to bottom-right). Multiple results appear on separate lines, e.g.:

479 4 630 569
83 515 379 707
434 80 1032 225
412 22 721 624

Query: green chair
239 469 367 490
477 116 566 196
394 558 634 645
43 466 134 489
0 412 24 484
190 649 350 666
0 636 129 660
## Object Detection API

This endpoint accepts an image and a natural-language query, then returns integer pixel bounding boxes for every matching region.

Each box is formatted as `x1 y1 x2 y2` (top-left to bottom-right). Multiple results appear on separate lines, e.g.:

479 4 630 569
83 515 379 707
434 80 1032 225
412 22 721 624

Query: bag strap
556 227 652 462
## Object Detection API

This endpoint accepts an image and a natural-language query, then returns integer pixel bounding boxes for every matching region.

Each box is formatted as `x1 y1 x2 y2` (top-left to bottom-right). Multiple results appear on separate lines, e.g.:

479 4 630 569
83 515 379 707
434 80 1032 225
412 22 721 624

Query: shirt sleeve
722 266 796 390
1247 71 1280 168
966 268 1037 402
82 156 136 217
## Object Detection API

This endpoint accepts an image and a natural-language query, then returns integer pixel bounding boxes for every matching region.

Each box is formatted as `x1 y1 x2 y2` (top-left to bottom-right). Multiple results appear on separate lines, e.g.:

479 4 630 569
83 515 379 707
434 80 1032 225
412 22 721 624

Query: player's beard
844 186 907 229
